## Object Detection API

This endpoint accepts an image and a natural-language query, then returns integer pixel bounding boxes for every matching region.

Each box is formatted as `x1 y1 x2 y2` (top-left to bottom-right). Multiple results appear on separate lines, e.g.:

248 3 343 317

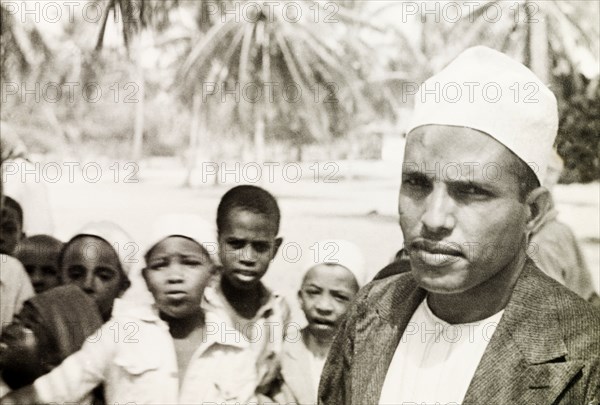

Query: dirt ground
40 159 599 322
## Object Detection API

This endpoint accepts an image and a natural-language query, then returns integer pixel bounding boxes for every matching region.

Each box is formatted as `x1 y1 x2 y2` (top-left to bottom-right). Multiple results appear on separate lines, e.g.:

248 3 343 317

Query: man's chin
413 270 472 295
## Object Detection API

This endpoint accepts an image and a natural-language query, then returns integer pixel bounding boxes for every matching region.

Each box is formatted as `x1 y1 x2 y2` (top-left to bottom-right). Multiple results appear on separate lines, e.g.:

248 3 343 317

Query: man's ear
271 237 283 259
119 275 131 295
525 187 552 234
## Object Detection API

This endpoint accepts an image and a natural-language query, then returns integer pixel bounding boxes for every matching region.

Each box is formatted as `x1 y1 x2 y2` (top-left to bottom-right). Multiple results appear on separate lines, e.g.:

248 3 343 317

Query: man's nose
421 186 455 235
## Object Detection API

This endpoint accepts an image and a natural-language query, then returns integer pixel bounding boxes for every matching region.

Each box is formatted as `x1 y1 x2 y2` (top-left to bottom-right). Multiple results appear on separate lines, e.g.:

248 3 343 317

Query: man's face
299 264 359 341
143 236 214 319
0 205 23 255
399 125 529 295
61 236 125 319
17 244 62 294
218 209 282 290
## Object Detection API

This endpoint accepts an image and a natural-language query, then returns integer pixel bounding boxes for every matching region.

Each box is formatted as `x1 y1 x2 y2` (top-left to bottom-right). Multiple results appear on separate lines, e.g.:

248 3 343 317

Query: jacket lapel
463 260 584 404
352 274 426 404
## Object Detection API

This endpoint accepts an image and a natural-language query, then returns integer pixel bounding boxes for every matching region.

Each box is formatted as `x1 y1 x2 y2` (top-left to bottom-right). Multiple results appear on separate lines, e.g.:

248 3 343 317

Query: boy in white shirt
0 214 271 404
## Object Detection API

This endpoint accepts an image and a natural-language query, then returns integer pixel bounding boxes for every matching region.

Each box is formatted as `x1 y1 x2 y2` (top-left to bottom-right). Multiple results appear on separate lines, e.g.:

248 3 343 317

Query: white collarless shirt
379 298 504 405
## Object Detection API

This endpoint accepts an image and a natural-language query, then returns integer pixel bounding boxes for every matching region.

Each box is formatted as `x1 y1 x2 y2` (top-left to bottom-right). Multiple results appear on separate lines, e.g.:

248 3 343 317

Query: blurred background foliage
1 0 598 183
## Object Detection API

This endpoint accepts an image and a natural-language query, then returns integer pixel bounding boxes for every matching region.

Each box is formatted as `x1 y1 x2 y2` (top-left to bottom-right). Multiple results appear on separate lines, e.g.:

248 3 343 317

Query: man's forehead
403 125 519 181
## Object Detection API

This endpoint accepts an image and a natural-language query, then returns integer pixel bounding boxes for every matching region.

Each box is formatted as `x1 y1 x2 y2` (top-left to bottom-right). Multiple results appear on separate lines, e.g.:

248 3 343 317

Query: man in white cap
319 46 600 405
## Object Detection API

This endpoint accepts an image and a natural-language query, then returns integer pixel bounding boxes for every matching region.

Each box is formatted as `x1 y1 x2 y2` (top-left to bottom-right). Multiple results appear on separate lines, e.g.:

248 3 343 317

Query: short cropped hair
58 234 129 289
17 234 64 256
216 185 281 234
3 196 23 227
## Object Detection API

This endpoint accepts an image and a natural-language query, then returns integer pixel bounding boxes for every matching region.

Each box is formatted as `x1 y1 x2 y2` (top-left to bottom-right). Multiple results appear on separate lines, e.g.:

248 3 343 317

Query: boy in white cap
57 221 134 321
276 239 365 404
0 214 275 404
319 46 600 405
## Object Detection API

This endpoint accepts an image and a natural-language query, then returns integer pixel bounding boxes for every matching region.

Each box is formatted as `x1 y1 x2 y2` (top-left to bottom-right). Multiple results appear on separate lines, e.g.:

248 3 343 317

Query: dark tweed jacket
318 259 600 405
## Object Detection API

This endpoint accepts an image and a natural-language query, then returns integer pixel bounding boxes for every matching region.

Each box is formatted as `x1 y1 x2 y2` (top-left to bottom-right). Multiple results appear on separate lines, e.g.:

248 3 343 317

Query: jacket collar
462 260 584 404
360 259 583 404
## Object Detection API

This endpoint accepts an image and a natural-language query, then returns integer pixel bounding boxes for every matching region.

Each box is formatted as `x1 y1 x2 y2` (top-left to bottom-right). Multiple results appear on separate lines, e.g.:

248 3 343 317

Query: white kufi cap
407 46 558 184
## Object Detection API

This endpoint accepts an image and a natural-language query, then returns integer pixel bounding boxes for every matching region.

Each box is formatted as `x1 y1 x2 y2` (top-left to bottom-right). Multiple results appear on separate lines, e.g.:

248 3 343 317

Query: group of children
0 185 366 404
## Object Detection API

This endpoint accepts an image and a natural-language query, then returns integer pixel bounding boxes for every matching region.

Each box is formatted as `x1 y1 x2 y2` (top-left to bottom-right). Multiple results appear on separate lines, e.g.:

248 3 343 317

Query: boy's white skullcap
304 239 367 288
143 213 218 259
76 221 137 275
406 46 558 184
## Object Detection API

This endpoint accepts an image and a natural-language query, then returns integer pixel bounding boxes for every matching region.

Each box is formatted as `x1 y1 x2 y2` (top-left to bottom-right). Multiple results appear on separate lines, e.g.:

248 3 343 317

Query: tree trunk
131 39 145 163
296 143 303 162
184 92 201 187
526 0 549 83
254 111 265 165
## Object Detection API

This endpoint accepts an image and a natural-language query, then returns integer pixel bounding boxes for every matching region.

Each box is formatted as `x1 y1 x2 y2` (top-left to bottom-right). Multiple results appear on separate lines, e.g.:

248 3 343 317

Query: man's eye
24 265 35 275
455 185 490 197
403 177 430 189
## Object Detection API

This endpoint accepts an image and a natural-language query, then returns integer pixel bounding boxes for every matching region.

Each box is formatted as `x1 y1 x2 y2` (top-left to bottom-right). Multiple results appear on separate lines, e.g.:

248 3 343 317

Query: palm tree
93 0 179 161
176 0 380 168
437 0 598 80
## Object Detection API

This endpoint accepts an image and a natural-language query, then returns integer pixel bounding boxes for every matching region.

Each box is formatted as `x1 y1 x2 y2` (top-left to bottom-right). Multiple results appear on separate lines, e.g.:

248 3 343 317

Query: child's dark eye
1 223 17 233
305 288 320 296
96 268 117 281
182 258 203 267
148 260 168 270
67 265 86 280
252 242 271 253
333 294 350 302
227 240 246 250
42 266 58 276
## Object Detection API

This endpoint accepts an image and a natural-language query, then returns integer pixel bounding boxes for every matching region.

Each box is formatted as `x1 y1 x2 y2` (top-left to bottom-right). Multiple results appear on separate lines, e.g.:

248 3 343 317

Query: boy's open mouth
166 291 187 300
233 269 258 280
312 318 335 327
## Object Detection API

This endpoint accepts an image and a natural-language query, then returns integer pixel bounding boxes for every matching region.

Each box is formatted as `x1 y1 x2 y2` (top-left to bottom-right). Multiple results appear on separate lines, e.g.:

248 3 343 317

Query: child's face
0 205 23 255
61 236 125 319
218 209 282 290
17 243 62 294
143 236 215 319
299 264 359 340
